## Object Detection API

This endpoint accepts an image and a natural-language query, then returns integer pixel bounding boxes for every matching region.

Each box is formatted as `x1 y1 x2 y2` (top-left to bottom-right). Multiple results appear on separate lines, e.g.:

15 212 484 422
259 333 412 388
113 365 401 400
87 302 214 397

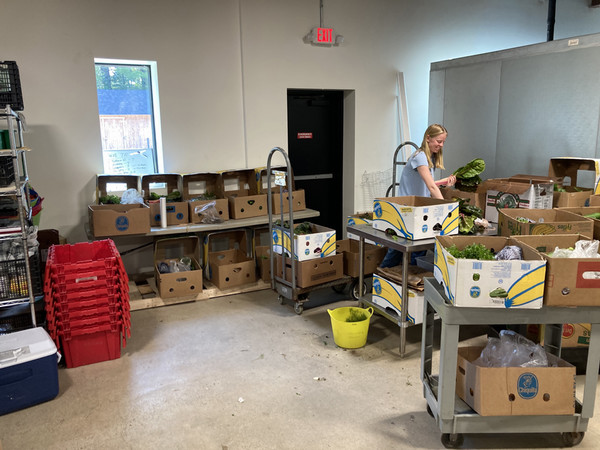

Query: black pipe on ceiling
547 0 556 41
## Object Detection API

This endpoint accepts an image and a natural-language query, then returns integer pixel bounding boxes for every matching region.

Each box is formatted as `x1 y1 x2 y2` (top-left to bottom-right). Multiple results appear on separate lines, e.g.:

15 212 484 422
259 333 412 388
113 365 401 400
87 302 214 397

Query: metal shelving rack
0 105 37 326
421 277 600 448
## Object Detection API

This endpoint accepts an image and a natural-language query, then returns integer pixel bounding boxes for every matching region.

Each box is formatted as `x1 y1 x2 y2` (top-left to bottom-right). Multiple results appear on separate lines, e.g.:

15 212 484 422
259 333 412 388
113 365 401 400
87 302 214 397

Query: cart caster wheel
351 280 368 301
294 303 304 315
426 404 434 418
441 433 464 449
278 295 285 305
561 432 584 447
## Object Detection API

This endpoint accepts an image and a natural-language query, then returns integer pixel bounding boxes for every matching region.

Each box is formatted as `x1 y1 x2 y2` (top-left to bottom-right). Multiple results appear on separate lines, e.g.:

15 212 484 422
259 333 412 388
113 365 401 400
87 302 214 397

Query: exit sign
305 26 339 46
315 27 334 44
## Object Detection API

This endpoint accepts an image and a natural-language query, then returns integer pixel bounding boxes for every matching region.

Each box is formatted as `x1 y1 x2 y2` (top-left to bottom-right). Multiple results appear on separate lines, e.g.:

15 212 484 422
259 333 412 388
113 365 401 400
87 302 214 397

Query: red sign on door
297 132 313 139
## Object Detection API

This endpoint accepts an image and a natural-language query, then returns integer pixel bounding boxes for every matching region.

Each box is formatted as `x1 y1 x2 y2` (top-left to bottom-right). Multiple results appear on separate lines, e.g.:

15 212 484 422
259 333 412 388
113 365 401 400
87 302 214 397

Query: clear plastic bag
551 239 600 258
194 201 223 224
473 329 548 368
120 188 145 205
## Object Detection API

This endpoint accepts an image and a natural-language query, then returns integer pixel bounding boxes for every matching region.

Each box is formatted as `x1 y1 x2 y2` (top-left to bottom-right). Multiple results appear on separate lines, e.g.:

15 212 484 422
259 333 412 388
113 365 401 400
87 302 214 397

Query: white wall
2 0 599 244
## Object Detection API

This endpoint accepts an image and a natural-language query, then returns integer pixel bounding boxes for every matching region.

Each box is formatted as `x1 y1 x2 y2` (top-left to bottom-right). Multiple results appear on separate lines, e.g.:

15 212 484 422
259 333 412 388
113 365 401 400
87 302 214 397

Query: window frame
94 57 164 174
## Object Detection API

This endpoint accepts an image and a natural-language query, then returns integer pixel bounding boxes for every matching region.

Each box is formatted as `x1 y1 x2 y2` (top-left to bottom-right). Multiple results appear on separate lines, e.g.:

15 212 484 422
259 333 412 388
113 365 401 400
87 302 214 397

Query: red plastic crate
46 303 130 329
46 239 129 284
60 323 122 368
47 239 120 267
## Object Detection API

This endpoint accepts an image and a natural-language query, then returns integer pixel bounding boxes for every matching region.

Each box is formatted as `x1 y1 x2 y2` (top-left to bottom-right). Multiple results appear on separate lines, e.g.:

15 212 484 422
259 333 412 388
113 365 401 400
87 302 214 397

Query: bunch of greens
190 192 217 201
453 158 486 191
446 243 495 260
345 308 368 322
554 184 585 193
455 198 483 234
149 190 183 202
99 194 121 204
273 220 313 235
293 222 312 235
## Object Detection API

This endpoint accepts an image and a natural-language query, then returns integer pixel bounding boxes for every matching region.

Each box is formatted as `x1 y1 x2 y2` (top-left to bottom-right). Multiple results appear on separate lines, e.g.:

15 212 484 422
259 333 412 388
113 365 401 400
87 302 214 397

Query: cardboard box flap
509 174 560 183
549 157 600 193
252 165 295 195
482 178 554 196
182 172 219 201
141 174 183 200
498 207 592 223
514 233 596 255
216 169 255 198
376 195 457 207
204 229 249 254
155 236 200 262
96 174 140 203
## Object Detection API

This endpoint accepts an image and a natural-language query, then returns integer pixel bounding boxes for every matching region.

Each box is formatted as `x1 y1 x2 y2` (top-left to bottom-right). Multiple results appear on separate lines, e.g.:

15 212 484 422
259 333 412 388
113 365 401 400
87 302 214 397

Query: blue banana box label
371 274 424 324
372 196 458 240
433 235 546 308
272 223 336 261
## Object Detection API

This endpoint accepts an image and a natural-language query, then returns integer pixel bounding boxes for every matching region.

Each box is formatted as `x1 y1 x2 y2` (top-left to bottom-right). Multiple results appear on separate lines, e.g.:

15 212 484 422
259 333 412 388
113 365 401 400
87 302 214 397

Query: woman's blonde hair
420 124 447 170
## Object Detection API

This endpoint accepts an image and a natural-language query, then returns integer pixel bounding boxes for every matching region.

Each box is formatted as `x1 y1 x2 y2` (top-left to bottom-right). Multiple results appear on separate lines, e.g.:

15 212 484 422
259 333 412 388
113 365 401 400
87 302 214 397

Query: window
94 58 164 174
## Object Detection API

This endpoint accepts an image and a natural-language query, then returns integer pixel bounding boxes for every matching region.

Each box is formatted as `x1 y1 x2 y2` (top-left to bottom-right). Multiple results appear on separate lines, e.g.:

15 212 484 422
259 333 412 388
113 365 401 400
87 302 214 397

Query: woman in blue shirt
380 124 456 268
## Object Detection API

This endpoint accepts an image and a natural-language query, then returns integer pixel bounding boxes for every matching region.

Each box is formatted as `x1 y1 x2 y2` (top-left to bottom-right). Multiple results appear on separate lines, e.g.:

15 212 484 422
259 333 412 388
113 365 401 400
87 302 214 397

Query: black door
287 90 344 235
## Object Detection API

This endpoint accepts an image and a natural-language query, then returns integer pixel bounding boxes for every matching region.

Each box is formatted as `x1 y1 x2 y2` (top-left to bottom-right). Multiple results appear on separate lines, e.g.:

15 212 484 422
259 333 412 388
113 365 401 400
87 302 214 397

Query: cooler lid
0 327 57 369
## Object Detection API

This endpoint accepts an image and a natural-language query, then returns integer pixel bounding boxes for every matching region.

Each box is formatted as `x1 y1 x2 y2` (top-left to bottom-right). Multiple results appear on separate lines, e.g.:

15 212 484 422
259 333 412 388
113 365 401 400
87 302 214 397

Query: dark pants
380 249 427 268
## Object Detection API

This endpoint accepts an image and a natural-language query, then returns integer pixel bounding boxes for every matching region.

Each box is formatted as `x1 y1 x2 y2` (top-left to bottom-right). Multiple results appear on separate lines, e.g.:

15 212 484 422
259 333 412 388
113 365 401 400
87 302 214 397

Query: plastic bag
495 245 523 260
473 329 548 368
550 239 600 258
120 188 145 205
194 201 223 224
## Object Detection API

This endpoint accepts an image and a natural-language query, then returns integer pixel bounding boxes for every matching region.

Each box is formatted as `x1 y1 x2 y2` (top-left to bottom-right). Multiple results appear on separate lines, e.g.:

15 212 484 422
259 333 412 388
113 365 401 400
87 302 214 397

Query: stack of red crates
43 239 131 368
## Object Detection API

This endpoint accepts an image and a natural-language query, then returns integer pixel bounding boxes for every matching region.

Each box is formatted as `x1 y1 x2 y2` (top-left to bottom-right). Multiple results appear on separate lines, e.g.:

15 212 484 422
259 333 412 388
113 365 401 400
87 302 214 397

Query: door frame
286 88 356 239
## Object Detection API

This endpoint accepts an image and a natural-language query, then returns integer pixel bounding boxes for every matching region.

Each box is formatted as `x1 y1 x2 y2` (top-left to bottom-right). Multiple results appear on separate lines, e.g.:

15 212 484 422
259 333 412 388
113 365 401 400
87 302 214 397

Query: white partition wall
429 33 600 183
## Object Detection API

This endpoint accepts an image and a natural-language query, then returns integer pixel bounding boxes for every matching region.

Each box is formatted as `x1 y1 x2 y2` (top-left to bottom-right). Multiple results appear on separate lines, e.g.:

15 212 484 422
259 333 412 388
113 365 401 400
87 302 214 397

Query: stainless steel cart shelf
346 223 437 357
421 277 600 448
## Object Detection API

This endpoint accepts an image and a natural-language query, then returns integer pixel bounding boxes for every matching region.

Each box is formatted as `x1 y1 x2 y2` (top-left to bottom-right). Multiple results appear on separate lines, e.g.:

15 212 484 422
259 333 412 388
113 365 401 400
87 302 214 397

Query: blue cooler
0 327 59 415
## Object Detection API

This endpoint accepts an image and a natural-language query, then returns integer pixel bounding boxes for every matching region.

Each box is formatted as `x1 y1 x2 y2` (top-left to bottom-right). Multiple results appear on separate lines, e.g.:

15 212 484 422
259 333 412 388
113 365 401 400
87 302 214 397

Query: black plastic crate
0 251 43 302
0 61 24 111
0 155 15 187
0 297 46 334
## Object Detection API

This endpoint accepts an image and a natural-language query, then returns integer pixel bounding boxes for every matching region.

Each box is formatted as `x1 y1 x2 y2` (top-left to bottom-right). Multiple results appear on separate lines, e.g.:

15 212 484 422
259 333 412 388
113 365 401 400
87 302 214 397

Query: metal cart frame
266 147 351 315
385 141 419 197
421 278 600 448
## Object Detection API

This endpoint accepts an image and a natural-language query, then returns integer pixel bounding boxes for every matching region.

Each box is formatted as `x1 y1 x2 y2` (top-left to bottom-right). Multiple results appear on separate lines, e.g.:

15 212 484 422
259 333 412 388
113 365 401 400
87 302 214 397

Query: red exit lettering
317 27 333 43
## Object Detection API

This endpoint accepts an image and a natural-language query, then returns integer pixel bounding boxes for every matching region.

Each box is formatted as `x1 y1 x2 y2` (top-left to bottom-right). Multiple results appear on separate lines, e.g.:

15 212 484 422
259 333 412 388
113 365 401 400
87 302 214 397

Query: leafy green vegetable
459 215 476 234
584 212 600 220
346 308 367 322
294 222 312 235
453 158 485 180
456 198 483 219
446 243 495 260
99 194 121 204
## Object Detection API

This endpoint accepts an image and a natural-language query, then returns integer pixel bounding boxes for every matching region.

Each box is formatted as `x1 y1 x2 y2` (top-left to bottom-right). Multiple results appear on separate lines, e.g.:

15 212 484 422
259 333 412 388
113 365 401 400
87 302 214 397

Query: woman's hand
435 175 457 187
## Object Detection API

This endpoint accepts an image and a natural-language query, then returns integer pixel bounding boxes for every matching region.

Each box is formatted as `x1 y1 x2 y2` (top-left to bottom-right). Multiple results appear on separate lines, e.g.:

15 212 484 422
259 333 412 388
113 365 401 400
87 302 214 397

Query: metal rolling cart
346 223 436 357
266 147 351 315
421 277 600 449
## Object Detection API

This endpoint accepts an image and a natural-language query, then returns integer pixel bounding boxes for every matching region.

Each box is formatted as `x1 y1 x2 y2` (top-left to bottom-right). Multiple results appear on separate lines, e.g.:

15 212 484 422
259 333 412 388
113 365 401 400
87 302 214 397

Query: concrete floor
1 288 600 450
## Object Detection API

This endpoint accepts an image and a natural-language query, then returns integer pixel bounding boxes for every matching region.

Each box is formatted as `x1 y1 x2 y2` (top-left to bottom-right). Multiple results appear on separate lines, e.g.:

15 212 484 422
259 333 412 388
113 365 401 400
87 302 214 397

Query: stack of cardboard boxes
369 195 459 323
87 166 307 237
430 157 600 417
272 222 342 288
